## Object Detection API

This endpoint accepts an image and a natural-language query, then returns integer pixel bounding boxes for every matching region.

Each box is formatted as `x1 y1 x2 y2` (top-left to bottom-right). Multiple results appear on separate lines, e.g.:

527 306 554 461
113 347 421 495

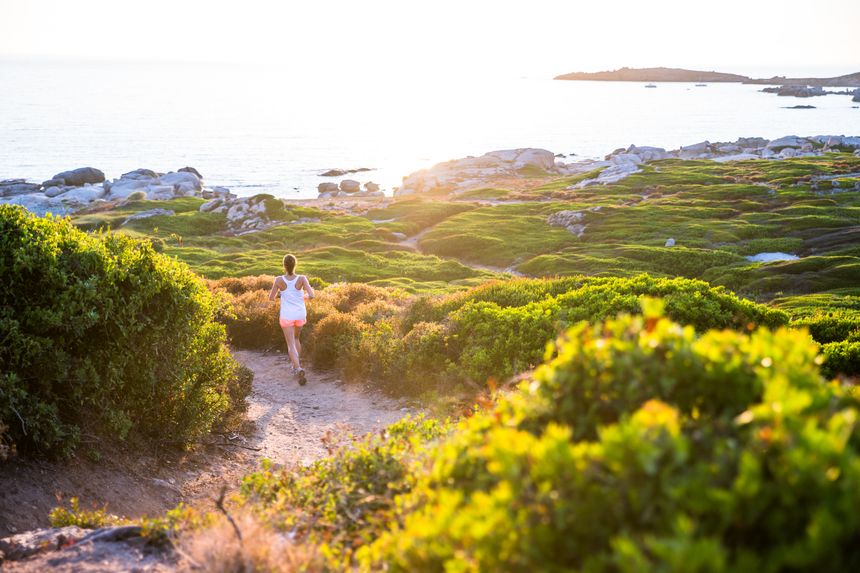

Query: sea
1 60 859 199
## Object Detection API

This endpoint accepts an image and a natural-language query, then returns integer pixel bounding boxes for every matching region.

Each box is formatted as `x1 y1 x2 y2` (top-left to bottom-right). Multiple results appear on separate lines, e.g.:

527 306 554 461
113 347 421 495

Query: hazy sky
2 0 858 79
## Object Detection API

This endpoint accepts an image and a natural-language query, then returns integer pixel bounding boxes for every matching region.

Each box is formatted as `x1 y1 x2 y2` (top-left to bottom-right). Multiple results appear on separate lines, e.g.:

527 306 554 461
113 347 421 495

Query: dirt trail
0 352 410 538
233 350 409 465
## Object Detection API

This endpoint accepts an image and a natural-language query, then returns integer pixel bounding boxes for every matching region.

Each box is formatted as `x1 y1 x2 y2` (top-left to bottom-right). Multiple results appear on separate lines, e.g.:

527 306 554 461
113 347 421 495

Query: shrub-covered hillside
0 205 251 457
230 308 860 571
213 274 795 393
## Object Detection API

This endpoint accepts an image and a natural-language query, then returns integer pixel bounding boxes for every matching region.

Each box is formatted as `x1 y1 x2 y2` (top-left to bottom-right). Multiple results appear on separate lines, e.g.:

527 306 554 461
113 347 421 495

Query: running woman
268 254 315 385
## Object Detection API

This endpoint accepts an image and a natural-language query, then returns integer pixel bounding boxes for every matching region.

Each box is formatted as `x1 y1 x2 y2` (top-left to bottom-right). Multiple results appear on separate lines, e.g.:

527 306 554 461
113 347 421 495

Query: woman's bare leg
283 326 301 370
295 326 303 359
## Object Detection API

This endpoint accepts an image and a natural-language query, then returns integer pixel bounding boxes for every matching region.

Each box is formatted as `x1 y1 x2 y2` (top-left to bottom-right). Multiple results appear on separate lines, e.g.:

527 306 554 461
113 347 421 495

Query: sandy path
234 350 410 466
0 352 410 539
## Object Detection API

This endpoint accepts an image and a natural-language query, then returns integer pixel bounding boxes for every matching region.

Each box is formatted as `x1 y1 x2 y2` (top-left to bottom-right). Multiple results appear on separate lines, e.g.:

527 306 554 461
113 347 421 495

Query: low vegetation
216 274 791 394
230 306 860 571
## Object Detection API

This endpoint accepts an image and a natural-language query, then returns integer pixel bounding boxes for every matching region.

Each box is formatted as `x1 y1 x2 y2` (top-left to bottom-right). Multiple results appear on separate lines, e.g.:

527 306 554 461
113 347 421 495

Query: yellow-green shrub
358 313 860 571
236 309 860 570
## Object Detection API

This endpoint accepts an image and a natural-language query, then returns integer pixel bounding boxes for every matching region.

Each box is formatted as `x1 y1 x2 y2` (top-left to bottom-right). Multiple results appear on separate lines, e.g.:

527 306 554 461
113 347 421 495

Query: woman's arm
301 275 315 299
268 277 283 301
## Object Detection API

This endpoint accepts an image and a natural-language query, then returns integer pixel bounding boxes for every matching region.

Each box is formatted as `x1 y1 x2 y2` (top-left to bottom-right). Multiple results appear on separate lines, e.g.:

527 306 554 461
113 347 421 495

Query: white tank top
279 275 306 320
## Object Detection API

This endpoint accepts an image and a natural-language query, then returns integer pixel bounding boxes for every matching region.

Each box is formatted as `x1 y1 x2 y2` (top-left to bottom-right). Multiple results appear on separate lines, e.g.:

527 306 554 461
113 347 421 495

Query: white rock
199 199 222 212
250 201 267 216
547 210 585 229
160 171 202 193
226 203 247 221
123 208 175 224
626 145 668 161
511 148 556 170
43 186 66 198
665 238 676 247
717 145 742 154
59 185 105 204
611 153 644 166
106 178 151 200
566 224 587 238
678 141 711 158
146 185 177 200
766 135 807 150
779 148 797 158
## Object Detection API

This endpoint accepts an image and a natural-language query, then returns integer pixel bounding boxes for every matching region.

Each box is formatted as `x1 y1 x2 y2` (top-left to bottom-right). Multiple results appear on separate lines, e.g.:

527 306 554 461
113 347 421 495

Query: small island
554 67 748 82
554 66 860 87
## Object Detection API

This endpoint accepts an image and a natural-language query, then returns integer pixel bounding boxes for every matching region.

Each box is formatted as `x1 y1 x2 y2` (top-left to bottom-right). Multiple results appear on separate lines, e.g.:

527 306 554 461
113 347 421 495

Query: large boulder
58 185 105 204
159 171 202 193
120 168 159 180
487 148 556 170
735 137 769 150
51 167 105 187
340 179 361 193
678 141 712 158
626 145 668 161
318 182 339 194
365 182 380 192
178 166 203 179
106 177 151 199
766 135 808 151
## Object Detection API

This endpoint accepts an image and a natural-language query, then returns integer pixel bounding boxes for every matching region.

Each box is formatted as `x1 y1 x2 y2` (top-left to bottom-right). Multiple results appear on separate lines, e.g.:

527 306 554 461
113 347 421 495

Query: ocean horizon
2 60 859 199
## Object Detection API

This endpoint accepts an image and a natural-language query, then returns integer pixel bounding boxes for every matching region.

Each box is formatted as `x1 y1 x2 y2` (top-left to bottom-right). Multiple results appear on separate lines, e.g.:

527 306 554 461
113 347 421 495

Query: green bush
440 275 787 384
358 313 860 572
235 310 860 570
821 340 860 378
0 205 249 456
274 275 787 392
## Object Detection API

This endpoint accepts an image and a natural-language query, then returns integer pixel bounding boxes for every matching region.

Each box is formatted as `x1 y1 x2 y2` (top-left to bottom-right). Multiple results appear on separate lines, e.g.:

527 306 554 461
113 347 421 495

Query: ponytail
283 254 297 275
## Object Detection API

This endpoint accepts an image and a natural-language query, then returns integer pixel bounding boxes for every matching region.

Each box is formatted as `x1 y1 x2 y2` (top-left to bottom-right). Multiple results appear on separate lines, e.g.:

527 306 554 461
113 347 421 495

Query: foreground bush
240 308 860 571
0 205 249 456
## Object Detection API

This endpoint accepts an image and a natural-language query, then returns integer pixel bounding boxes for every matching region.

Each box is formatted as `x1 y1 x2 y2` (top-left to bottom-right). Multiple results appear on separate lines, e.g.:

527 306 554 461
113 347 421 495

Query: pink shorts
279 318 307 328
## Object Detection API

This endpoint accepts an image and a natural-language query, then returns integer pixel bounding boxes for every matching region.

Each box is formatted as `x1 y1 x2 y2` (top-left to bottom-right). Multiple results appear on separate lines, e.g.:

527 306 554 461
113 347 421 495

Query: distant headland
554 66 860 87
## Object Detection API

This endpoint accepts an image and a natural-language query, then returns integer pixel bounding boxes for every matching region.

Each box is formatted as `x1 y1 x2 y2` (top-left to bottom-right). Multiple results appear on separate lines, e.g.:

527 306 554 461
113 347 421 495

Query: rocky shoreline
3 135 859 236
392 135 860 197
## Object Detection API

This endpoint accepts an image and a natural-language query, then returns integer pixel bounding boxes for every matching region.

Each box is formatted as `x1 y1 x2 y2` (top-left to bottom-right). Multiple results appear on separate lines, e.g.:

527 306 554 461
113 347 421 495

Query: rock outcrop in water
762 85 827 98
